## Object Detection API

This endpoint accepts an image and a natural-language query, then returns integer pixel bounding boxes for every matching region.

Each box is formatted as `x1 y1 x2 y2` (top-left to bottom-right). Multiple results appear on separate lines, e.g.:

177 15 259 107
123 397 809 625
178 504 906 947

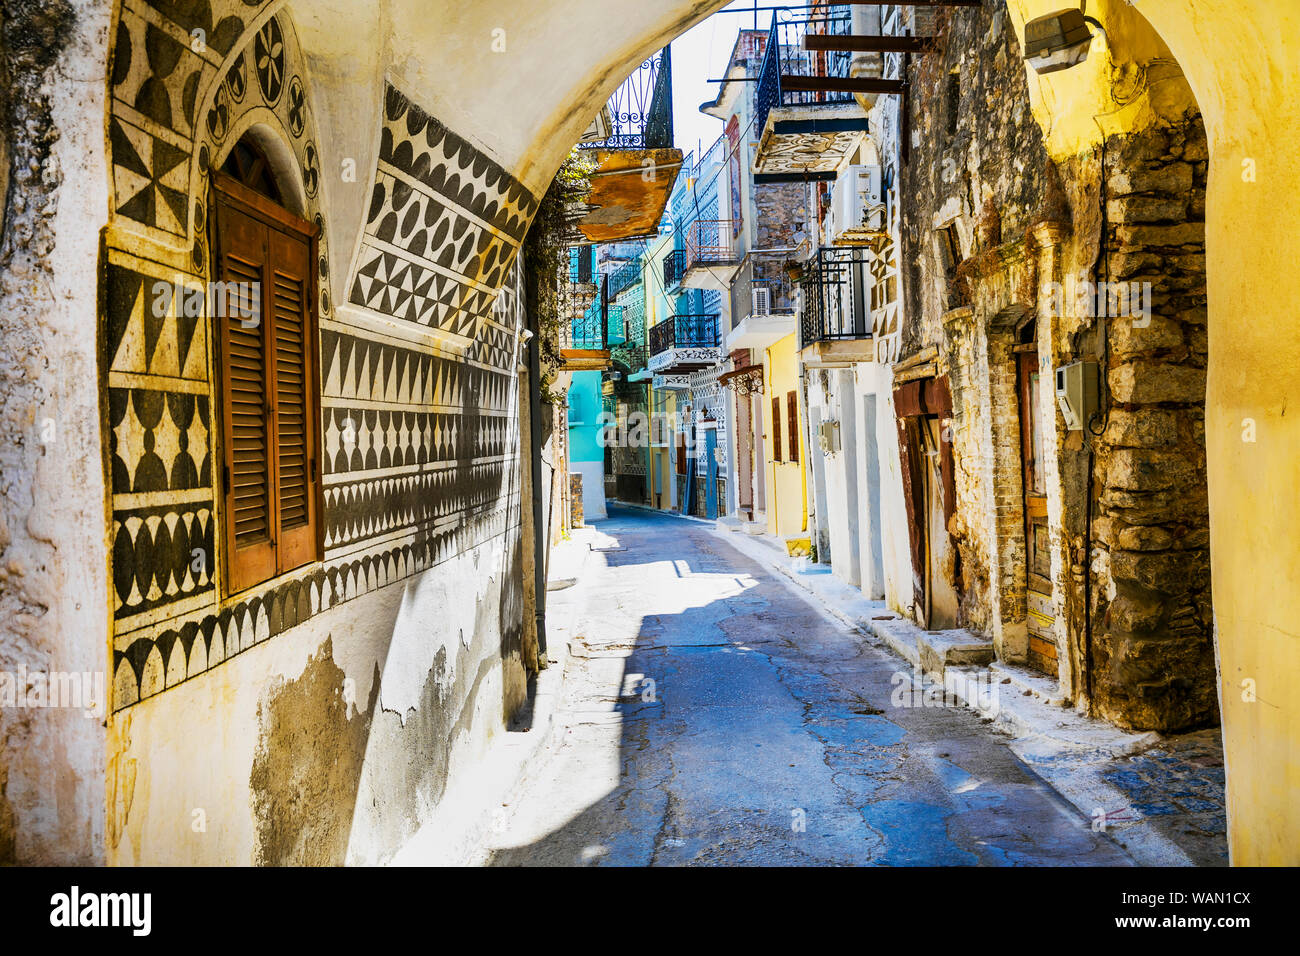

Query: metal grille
799 247 874 349
754 9 857 140
579 46 674 151
663 249 685 289
649 313 720 356
684 220 738 271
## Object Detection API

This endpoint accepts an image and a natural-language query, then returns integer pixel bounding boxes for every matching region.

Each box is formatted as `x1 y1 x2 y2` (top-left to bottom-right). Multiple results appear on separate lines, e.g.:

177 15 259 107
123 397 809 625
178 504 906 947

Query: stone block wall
1089 117 1216 730
899 0 1216 731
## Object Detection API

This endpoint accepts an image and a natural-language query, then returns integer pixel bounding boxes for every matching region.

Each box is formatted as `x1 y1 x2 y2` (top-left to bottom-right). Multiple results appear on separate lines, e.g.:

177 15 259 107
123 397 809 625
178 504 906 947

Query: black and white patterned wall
103 2 537 709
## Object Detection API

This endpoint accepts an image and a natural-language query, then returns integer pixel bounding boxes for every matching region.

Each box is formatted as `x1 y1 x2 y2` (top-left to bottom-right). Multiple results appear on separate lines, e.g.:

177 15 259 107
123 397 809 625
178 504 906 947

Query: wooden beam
804 34 935 54
780 76 906 95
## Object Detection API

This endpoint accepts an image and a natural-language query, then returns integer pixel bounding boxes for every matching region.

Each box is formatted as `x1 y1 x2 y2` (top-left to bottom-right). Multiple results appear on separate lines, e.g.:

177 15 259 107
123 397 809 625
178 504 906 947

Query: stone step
990 660 1070 707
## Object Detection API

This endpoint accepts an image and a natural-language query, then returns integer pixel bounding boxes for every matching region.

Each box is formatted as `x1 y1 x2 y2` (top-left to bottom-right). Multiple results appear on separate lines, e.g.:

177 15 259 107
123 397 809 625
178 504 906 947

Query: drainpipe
527 305 549 662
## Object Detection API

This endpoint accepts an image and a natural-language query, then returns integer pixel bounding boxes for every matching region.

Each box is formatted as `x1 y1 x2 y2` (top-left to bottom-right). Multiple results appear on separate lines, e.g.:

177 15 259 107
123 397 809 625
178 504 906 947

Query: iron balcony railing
563 292 606 351
606 259 642 300
755 9 857 141
663 248 686 288
580 45 674 150
649 313 720 357
683 220 739 272
731 254 797 331
799 247 874 349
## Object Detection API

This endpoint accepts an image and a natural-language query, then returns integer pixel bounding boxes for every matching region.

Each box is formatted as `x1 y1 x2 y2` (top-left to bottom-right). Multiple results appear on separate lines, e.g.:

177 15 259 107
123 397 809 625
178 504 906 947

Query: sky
669 1 765 158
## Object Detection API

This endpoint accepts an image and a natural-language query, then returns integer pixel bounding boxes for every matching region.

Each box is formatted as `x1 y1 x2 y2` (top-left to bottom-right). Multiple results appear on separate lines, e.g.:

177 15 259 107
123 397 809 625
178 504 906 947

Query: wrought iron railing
562 290 606 351
649 313 720 356
799 247 874 348
607 259 642 299
731 254 797 330
580 46 674 151
663 249 686 288
755 10 857 141
683 220 738 272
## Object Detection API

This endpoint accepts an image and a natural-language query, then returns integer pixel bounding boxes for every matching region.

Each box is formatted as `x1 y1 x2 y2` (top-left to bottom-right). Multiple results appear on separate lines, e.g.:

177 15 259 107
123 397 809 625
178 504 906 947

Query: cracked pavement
485 507 1132 866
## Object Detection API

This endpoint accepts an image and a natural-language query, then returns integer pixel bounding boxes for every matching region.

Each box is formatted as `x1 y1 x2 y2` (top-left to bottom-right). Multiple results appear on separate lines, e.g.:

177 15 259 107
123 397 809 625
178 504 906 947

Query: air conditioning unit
751 286 771 317
831 165 885 244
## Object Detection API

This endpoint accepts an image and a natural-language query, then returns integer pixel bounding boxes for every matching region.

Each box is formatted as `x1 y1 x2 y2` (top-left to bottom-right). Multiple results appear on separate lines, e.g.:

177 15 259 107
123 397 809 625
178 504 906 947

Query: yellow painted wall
1006 0 1300 865
764 333 807 539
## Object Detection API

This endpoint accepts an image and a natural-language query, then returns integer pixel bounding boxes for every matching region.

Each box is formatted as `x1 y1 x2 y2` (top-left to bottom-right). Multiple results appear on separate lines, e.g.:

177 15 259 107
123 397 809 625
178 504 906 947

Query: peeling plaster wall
98 0 534 865
0 0 112 865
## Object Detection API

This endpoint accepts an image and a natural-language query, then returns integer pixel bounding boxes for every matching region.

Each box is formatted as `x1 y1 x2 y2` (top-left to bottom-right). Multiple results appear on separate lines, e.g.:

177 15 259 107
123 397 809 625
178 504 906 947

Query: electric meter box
1055 360 1099 431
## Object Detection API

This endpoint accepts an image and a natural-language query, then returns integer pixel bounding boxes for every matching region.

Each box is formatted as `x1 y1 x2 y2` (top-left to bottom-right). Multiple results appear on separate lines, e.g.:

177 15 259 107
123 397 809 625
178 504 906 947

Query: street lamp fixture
1023 8 1106 75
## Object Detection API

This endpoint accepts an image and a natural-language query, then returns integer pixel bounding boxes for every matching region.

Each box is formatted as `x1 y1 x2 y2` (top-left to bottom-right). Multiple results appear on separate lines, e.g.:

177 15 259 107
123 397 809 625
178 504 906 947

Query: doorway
1016 325 1057 675
920 416 959 630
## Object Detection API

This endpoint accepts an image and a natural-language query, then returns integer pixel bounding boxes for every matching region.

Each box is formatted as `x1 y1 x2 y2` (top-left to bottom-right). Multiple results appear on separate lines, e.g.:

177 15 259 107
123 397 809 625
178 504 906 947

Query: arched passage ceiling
294 0 729 197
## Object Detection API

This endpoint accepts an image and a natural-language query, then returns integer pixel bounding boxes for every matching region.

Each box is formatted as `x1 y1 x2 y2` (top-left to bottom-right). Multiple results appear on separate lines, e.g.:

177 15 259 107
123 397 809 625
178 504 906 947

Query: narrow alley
485 507 1128 866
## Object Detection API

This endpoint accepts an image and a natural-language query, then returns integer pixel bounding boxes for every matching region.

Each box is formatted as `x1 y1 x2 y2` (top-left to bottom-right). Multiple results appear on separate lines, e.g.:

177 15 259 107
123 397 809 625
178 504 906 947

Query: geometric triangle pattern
347 82 539 347
106 261 207 381
111 501 521 709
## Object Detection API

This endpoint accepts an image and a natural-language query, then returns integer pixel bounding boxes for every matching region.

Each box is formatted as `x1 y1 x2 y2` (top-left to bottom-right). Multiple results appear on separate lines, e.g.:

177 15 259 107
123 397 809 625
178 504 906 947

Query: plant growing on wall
523 148 596 403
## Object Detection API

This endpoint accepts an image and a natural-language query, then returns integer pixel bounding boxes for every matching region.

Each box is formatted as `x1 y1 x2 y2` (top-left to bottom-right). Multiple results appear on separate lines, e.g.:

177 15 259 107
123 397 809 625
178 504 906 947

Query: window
212 158 321 594
787 391 799 463
771 396 783 463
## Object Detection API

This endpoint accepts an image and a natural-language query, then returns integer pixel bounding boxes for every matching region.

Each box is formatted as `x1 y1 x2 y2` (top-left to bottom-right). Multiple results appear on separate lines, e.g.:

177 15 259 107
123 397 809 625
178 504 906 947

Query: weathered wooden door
921 417 959 630
1018 350 1057 675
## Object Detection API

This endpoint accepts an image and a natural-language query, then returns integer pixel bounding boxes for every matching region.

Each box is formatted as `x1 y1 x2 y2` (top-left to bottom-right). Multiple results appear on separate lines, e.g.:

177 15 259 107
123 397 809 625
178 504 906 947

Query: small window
787 391 799 463
939 223 963 277
946 72 961 138
212 150 321 594
772 396 783 463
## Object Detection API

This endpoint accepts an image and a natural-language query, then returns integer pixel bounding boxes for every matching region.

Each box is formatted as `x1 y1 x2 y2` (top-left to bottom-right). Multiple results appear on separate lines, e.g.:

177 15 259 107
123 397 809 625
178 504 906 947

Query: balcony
573 46 684 244
647 313 723 373
727 255 797 352
681 219 741 293
560 288 609 371
798 248 875 367
606 259 642 300
752 11 878 184
662 248 685 290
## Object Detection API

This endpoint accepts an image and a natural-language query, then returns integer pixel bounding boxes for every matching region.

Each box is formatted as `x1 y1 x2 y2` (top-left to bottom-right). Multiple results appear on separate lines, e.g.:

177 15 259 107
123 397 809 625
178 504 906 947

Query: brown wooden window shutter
787 390 799 463
213 173 322 594
771 396 782 463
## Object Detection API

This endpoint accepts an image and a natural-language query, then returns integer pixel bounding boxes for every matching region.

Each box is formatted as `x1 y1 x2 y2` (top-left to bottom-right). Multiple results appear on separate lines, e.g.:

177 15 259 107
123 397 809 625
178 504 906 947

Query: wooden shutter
269 227 317 572
216 201 276 592
213 173 321 594
771 396 782 463
787 391 799 463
